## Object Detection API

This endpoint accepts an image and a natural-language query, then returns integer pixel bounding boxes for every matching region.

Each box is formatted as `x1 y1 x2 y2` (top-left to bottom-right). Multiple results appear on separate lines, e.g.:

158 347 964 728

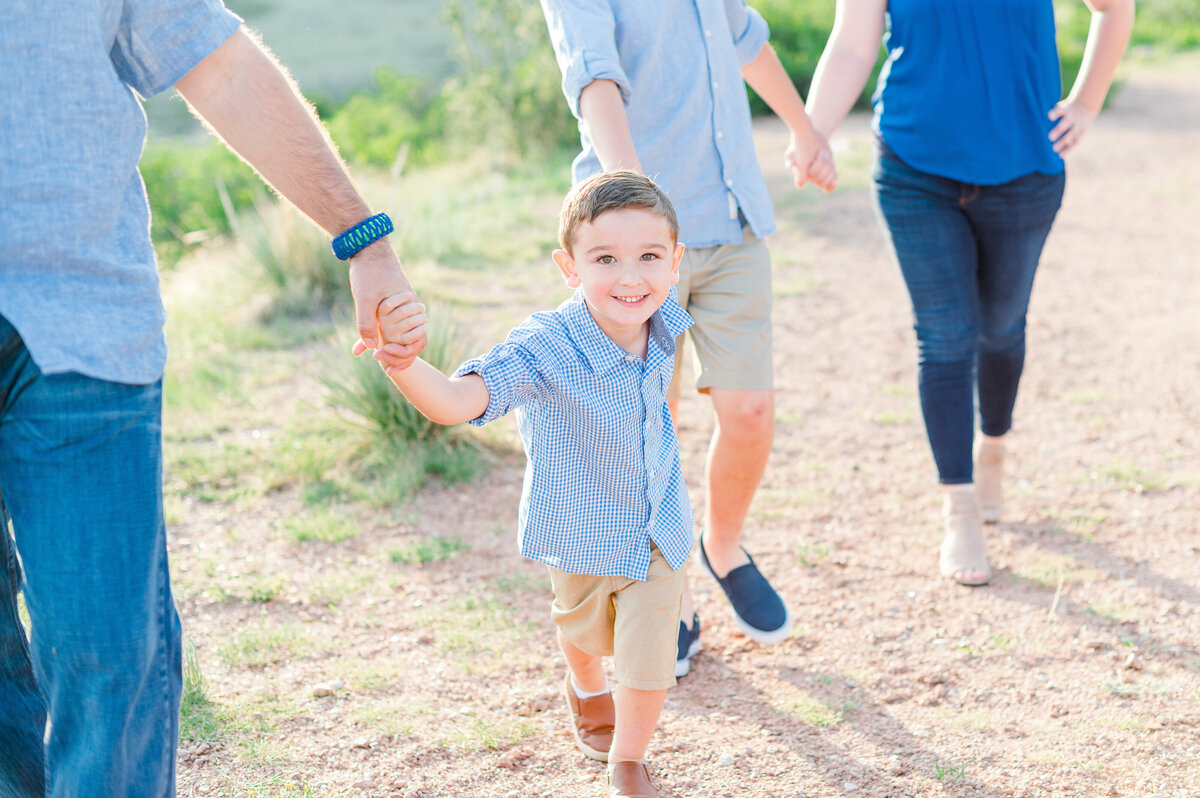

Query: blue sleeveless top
872 0 1065 185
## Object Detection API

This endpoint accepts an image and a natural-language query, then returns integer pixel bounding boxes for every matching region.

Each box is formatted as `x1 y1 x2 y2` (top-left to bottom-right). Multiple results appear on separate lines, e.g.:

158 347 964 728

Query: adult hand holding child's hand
785 130 838 193
348 244 427 371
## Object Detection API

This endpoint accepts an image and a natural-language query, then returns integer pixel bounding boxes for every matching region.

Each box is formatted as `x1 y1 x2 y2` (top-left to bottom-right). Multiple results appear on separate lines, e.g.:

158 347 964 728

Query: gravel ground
175 57 1200 798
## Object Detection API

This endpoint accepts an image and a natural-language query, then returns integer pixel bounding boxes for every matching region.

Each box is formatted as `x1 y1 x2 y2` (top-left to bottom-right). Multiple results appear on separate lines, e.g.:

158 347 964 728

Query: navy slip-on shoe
675 612 701 678
699 535 792 644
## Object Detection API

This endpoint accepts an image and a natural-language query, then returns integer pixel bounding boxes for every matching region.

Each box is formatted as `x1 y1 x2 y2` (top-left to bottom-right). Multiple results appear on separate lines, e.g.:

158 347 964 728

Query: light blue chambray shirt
540 0 776 249
454 290 694 580
0 1 242 385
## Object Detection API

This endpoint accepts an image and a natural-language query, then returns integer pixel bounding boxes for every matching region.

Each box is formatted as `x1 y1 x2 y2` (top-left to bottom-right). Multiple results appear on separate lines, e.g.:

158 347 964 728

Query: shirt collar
559 288 694 374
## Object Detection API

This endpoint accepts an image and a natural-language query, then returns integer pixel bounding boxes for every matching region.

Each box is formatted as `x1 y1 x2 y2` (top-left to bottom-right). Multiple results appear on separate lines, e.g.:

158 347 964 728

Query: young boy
539 0 837 674
376 171 693 798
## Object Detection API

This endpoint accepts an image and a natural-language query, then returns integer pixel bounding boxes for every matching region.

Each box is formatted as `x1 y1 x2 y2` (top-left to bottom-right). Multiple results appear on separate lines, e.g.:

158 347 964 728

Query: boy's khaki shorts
548 546 685 691
669 227 774 404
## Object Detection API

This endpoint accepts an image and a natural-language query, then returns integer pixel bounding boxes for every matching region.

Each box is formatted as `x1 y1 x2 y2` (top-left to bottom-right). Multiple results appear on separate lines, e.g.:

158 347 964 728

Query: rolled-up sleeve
539 0 631 118
111 0 242 98
725 1 771 67
453 344 547 427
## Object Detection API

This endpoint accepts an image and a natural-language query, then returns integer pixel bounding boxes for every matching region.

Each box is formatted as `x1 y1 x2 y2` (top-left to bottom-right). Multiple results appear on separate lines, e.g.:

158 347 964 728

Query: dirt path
176 59 1199 798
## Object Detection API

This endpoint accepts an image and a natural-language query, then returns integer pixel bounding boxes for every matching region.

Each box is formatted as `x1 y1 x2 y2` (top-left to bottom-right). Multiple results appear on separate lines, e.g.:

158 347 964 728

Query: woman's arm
741 43 836 191
804 0 887 139
1049 0 1135 154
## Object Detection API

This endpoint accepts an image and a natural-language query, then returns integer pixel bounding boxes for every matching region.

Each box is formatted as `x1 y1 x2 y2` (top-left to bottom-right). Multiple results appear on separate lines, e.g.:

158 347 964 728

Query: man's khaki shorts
548 546 685 691
669 227 774 404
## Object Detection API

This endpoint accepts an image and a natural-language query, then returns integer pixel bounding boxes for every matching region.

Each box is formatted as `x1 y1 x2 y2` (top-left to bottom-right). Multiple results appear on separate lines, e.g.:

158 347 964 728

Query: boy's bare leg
558 630 607 692
610 686 668 763
701 388 774 575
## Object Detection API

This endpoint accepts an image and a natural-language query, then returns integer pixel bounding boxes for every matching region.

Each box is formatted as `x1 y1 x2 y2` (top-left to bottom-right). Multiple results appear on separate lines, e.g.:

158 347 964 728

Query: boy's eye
640 253 658 261
598 255 615 264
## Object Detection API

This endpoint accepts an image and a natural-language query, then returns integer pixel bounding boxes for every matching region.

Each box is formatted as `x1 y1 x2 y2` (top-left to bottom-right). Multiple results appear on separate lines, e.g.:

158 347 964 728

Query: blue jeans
0 314 181 797
871 139 1066 484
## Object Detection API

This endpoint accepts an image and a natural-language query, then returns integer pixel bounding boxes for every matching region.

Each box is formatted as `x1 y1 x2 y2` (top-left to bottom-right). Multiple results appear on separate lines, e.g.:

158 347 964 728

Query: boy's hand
350 291 428 373
349 244 427 371
784 128 838 193
807 148 838 193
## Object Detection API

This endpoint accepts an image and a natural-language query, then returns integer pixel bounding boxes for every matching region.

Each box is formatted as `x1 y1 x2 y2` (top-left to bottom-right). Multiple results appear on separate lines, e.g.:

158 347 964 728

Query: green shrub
223 193 349 316
140 140 262 265
321 310 472 445
325 69 447 168
753 0 877 115
441 0 578 157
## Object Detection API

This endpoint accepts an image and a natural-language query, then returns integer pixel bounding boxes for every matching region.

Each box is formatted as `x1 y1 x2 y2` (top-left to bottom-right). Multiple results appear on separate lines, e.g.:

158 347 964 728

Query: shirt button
705 29 712 37
716 131 724 140
725 179 734 188
712 81 719 90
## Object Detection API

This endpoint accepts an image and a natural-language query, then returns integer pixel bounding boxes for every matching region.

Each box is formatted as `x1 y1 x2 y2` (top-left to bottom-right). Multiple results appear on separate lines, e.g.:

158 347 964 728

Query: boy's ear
553 249 582 289
669 242 685 285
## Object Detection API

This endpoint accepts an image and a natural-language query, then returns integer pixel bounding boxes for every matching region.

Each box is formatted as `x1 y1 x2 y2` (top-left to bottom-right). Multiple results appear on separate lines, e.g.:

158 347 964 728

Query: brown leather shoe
563 673 614 762
607 762 658 797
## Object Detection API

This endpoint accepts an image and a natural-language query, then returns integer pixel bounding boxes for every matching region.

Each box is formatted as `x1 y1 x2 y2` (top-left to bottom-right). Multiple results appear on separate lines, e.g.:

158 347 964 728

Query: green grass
306 572 372 608
770 684 845 726
794 540 832 568
1102 459 1168 492
352 697 433 738
388 535 472 564
1011 552 1103 588
443 711 538 752
145 0 453 137
414 591 538 671
217 622 325 668
933 761 967 782
283 507 361 544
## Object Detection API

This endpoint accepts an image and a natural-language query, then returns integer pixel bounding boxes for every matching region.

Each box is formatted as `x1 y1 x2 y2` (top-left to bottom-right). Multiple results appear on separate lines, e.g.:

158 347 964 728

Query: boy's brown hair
558 170 679 253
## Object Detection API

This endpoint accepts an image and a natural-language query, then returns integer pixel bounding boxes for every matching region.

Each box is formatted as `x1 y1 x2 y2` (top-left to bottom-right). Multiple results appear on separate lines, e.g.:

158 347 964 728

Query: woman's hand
1048 98 1100 156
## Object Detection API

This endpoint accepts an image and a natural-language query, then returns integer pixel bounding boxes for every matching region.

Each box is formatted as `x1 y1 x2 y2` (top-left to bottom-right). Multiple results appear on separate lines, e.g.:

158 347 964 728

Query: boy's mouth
615 294 648 305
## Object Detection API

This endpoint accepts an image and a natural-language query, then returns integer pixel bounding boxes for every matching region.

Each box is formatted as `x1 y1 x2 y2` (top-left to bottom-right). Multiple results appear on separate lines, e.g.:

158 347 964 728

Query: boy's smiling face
553 207 685 354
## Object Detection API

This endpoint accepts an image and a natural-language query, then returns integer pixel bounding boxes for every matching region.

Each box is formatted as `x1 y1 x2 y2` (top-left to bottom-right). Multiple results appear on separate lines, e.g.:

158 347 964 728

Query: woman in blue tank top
804 0 1133 585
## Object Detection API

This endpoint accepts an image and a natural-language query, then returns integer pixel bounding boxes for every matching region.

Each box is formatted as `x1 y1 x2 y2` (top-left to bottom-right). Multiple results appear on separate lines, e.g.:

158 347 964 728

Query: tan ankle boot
976 438 1005 523
940 487 991 586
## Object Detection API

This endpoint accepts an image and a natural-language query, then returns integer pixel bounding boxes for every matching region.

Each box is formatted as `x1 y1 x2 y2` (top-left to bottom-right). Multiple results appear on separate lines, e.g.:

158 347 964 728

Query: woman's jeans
871 140 1066 484
0 314 181 797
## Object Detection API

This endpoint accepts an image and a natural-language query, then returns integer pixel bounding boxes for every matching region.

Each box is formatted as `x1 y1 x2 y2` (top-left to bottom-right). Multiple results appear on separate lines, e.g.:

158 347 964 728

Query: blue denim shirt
540 0 777 248
454 290 694 580
0 1 241 385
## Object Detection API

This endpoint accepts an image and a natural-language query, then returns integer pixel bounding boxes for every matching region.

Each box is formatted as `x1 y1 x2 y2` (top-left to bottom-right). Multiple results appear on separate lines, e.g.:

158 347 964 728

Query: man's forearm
175 27 419 357
175 28 372 235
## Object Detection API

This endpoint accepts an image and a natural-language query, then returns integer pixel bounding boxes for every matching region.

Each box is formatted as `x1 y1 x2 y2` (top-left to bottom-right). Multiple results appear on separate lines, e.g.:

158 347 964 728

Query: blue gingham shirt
540 0 776 248
0 1 241 385
454 290 694 580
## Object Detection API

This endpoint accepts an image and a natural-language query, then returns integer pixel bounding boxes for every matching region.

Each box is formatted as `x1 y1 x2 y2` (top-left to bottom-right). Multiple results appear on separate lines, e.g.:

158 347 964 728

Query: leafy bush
321 310 472 445
325 69 447 168
140 141 263 264
222 192 349 316
441 0 578 157
754 0 879 115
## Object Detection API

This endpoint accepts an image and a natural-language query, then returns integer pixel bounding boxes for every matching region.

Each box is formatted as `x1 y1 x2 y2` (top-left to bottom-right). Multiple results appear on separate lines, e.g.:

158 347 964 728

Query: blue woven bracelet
331 212 394 260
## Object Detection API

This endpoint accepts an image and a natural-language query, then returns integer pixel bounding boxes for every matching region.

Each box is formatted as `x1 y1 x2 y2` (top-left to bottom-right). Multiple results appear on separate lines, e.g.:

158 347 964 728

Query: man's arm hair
174 28 424 363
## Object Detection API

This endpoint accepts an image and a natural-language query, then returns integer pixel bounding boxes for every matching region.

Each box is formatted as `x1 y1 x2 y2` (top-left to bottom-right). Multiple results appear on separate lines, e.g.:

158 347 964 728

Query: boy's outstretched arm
376 294 490 426
741 43 837 193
